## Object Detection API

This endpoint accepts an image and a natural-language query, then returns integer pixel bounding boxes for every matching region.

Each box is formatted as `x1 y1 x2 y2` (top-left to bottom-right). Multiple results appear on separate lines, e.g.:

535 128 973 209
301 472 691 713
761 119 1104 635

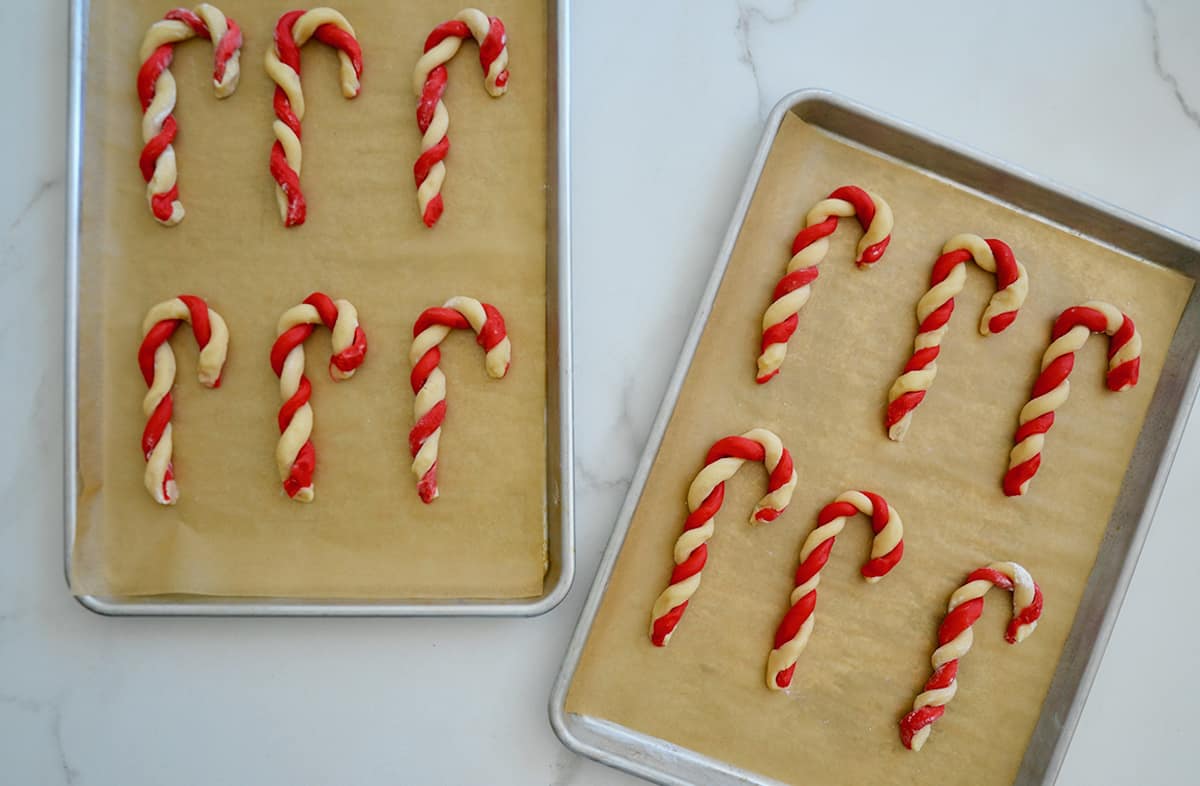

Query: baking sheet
70 0 553 600
562 111 1194 785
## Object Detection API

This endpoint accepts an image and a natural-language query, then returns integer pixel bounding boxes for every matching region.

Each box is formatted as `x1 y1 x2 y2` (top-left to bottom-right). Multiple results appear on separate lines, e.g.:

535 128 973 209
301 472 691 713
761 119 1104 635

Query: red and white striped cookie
409 296 511 503
886 235 1029 441
138 295 229 504
265 8 363 227
413 8 509 228
757 186 893 383
650 429 798 647
270 293 367 502
900 562 1043 751
766 490 904 690
1004 301 1141 497
137 4 242 226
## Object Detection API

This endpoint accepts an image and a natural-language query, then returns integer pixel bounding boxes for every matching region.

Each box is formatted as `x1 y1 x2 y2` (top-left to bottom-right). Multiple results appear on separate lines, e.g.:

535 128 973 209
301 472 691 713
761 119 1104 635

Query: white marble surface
2 0 1198 783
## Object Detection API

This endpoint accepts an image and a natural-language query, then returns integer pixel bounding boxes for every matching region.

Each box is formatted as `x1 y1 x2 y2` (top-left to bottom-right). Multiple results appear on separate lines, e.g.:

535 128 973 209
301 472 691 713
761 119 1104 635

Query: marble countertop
2 0 1198 783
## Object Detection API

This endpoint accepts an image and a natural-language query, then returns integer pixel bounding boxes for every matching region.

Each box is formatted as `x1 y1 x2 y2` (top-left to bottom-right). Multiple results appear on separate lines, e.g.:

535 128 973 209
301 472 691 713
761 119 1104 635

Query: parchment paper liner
564 113 1193 785
72 0 550 599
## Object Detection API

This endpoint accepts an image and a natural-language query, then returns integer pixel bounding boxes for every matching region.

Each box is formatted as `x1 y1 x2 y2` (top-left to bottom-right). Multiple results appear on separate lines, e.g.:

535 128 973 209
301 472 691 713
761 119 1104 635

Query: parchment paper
565 114 1194 784
71 0 550 599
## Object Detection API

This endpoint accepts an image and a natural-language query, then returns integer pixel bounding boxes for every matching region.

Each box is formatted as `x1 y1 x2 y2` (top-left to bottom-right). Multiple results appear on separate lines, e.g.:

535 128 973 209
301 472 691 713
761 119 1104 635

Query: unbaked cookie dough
649 428 798 647
1004 300 1141 497
138 295 229 504
900 561 1043 751
264 7 363 227
757 186 893 384
271 292 367 502
408 296 511 503
137 4 242 226
412 8 510 228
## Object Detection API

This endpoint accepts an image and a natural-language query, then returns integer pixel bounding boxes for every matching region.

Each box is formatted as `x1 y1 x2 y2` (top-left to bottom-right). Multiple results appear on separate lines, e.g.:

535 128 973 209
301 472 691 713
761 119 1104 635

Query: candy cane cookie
1004 301 1141 497
886 235 1029 441
271 293 367 502
137 4 243 226
138 295 229 504
413 8 509 227
650 429 798 647
265 8 363 227
757 186 893 383
766 491 903 690
409 296 511 503
900 562 1043 751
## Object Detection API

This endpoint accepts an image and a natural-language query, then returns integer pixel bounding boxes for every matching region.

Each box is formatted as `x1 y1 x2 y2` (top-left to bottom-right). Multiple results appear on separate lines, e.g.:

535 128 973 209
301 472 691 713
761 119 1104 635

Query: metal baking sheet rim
62 0 575 617
550 88 1200 785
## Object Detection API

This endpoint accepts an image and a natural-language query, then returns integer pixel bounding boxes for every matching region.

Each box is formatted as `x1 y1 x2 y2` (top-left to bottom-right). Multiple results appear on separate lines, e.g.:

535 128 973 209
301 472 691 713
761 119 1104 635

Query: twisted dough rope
766 490 904 690
138 295 229 504
650 429 798 647
886 235 1030 441
265 8 363 227
757 186 893 383
413 8 510 228
270 293 368 502
1004 301 1142 497
409 296 511 503
900 562 1043 751
137 4 242 226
